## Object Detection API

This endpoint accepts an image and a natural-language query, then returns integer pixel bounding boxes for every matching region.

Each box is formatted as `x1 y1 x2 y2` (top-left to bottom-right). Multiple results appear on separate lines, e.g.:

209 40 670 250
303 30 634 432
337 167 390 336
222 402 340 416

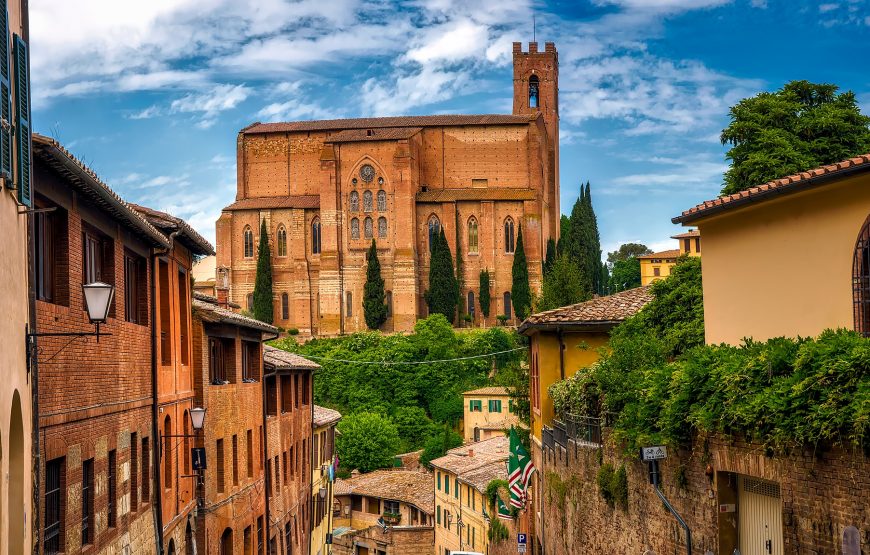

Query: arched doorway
220 528 233 555
167 539 176 555
185 521 195 555
9 391 25 554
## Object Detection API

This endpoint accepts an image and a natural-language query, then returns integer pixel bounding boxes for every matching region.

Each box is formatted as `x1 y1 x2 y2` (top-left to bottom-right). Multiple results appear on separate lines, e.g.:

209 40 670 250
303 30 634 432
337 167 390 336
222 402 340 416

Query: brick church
216 41 560 335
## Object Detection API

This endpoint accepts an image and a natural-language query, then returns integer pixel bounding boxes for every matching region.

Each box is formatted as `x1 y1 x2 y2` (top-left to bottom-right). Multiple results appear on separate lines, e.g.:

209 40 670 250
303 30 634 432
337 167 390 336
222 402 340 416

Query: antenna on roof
533 14 536 43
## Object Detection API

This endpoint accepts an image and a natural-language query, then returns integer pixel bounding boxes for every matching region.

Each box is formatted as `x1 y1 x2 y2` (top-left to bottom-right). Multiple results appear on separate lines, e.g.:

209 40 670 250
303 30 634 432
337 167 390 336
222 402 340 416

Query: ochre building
217 41 561 335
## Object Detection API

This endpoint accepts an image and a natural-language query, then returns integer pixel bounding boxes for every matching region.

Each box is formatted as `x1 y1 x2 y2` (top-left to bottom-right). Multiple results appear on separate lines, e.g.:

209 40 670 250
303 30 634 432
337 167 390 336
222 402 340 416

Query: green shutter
437 472 441 490
437 506 441 524
12 34 29 206
454 478 459 498
445 477 449 495
0 0 9 180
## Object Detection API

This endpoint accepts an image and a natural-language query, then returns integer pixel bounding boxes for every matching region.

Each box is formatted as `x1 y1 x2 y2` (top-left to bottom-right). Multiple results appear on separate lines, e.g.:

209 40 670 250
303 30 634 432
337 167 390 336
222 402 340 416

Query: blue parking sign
518 534 527 545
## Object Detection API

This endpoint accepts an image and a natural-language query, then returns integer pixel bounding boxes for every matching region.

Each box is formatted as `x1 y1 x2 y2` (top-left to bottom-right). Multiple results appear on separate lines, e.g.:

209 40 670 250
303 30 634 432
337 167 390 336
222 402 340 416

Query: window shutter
0 0 10 180
13 34 30 206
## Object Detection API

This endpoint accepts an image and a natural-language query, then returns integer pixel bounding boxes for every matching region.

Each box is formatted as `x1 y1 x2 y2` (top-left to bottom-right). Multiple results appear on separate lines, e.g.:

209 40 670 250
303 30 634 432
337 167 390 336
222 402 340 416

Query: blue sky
30 0 870 255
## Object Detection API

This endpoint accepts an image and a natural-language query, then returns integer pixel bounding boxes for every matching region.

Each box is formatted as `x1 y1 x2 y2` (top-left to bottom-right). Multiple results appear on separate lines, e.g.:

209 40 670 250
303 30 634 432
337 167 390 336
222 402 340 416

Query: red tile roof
129 203 215 256
462 386 510 396
334 470 434 515
518 286 653 334
670 229 699 239
673 154 870 224
416 188 536 202
223 195 320 211
263 345 320 371
313 405 342 427
192 298 279 334
637 249 680 260
243 114 539 134
324 127 423 143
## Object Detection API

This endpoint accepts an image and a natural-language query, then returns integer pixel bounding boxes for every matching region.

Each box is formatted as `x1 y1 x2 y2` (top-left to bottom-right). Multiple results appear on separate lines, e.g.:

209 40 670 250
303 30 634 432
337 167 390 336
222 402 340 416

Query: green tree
336 412 401 473
607 243 652 266
563 183 604 296
538 254 589 311
609 257 642 292
721 80 870 195
419 423 463 467
391 406 436 453
479 269 491 320
557 215 571 255
252 219 274 323
544 238 557 278
363 239 388 330
426 229 458 322
511 224 532 321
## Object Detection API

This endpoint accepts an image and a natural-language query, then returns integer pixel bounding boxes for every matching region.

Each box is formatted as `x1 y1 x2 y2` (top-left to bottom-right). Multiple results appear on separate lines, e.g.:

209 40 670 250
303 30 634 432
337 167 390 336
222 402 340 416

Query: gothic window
504 218 515 254
312 218 321 255
428 215 441 253
468 217 479 253
360 164 375 183
346 291 353 317
529 75 539 109
363 190 373 213
277 225 287 257
350 218 360 240
243 226 254 258
364 217 373 239
378 217 387 238
350 191 359 212
854 215 870 336
503 291 512 320
377 190 387 211
467 291 475 318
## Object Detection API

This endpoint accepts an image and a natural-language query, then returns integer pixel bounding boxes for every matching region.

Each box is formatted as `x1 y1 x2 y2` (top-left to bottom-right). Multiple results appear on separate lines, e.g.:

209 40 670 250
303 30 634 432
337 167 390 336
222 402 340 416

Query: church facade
216 42 560 335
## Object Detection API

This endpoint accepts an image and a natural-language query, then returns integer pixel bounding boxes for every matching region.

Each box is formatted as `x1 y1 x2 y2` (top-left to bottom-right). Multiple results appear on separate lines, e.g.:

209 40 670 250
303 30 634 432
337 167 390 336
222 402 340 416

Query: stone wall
535 431 869 554
332 524 435 555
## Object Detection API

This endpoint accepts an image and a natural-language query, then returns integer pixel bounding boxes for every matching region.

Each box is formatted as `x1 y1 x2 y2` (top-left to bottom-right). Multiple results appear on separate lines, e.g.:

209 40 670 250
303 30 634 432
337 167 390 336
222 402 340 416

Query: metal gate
738 476 783 555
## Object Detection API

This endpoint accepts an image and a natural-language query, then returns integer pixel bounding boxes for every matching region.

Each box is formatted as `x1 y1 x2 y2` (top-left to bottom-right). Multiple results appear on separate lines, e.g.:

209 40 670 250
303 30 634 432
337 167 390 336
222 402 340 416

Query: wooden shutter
0 0 10 180
13 34 29 206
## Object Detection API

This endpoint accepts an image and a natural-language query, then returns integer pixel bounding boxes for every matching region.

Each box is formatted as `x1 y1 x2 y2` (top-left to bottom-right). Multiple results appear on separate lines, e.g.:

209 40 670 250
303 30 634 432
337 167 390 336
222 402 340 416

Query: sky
29 0 870 255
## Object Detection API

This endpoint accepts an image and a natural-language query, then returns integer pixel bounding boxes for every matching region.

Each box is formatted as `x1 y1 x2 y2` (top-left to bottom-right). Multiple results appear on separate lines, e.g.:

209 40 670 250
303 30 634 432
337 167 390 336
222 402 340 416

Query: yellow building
517 287 653 553
191 254 217 297
311 405 342 555
461 386 520 443
638 228 701 285
430 436 511 555
672 154 870 345
332 470 434 554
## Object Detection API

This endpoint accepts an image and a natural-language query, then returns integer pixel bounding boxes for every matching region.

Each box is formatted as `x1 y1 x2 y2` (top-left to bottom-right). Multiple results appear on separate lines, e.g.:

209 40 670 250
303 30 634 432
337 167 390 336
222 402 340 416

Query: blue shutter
0 0 10 180
13 33 30 206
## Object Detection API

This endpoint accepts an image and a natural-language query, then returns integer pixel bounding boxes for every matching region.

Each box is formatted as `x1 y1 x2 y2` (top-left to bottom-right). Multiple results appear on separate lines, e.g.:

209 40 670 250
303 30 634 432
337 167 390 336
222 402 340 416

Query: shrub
288 328 300 336
597 463 628 509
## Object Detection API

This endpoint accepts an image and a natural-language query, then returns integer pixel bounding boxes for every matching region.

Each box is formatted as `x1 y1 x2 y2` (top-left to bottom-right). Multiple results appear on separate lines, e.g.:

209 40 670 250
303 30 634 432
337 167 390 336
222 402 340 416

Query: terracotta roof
263 345 320 371
673 154 870 224
461 459 508 493
478 419 522 431
129 203 215 256
223 195 320 211
313 405 342 427
192 298 279 334
518 286 654 334
670 229 699 239
416 188 536 203
324 127 422 143
334 470 434 515
243 114 539 134
637 249 680 260
32 134 170 249
430 436 509 477
463 386 510 396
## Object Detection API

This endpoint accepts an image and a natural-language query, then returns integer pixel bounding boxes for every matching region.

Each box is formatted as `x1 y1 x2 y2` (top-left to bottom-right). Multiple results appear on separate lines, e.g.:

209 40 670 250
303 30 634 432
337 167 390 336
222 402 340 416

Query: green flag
496 495 513 521
508 426 535 508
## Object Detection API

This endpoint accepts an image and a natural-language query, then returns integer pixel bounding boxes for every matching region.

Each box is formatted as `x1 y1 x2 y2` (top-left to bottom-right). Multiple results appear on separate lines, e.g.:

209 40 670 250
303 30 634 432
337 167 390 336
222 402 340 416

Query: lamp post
166 408 208 508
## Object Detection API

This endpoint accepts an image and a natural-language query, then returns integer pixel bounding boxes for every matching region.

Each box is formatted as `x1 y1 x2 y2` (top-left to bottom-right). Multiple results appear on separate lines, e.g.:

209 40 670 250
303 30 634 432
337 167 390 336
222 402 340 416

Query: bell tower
513 41 559 238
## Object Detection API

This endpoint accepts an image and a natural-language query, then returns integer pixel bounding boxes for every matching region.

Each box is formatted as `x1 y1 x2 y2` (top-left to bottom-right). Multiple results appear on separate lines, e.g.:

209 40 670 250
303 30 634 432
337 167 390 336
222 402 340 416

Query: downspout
150 229 181 555
261 365 272 555
27 199 40 555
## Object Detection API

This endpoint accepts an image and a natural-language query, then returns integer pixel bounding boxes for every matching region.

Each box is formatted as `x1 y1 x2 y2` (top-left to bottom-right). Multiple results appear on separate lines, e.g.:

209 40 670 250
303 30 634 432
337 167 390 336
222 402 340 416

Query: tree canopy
511 224 532 321
252 219 274 323
335 412 401 473
479 269 491 319
720 80 870 196
363 240 388 330
537 254 589 312
606 243 651 293
606 243 652 265
426 228 458 322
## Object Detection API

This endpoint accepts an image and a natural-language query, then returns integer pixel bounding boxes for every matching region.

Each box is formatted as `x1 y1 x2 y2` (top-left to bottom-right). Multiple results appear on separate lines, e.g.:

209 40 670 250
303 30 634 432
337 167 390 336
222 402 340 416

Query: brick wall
332 525 434 555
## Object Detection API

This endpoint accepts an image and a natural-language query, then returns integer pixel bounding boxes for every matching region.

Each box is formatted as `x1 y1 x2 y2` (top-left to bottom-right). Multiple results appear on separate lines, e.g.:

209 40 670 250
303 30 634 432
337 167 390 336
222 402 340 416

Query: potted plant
382 511 401 525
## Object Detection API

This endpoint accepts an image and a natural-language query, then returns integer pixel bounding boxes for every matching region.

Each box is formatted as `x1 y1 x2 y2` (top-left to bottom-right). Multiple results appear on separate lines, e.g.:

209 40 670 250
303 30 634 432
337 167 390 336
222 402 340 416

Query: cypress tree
511 224 532 321
425 228 458 321
544 238 557 278
479 269 491 320
252 219 274 323
583 182 604 295
363 239 388 329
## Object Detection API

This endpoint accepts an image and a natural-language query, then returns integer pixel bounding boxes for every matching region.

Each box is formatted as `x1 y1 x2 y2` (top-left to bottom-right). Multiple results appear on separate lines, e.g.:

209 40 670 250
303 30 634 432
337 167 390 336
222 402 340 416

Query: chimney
468 449 474 457
217 288 229 308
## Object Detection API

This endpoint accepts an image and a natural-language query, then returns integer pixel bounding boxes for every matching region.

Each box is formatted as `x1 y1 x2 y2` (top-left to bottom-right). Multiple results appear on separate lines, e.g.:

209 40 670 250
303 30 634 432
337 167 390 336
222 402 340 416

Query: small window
384 500 400 514
277 225 287 257
210 337 234 384
350 218 360 240
468 217 479 253
529 74 539 108
44 457 65 554
34 201 69 305
281 292 289 320
653 267 660 277
243 226 254 258
504 218 515 254
232 435 239 486
378 216 387 238
684 238 691 253
363 190 373 212
503 292 512 320
82 458 94 545
364 217 373 239
242 341 260 382
217 439 225 493
467 291 475 318
350 191 359 212
488 399 502 413
428 216 441 253
346 291 353 317
377 190 387 211
163 416 172 489
469 400 482 412
695 237 701 253
246 293 253 311
312 217 321 254
108 449 117 528
124 252 147 324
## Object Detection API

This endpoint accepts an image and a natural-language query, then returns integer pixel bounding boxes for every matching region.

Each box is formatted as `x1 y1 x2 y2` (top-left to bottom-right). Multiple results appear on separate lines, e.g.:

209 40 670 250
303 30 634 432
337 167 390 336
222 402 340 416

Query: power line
290 347 526 366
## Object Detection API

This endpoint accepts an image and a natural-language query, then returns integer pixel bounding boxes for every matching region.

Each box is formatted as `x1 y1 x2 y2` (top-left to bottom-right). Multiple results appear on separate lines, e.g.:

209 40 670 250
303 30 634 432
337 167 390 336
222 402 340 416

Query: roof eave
518 320 623 335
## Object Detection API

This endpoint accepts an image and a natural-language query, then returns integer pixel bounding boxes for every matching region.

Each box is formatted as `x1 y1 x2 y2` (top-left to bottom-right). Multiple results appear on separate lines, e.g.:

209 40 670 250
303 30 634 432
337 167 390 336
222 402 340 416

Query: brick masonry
332 525 435 555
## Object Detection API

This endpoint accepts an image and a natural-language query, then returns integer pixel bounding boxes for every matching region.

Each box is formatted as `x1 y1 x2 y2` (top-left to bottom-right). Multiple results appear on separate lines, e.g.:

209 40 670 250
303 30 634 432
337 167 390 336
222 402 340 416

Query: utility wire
292 347 526 366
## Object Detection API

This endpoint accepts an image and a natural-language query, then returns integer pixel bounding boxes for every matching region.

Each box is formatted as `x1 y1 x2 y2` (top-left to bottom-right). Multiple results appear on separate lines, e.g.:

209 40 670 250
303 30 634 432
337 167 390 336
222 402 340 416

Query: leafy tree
426 229 458 322
557 215 571 255
336 412 401 473
563 183 604 296
252 219 274 323
479 269 491 319
721 80 870 196
511 224 532 321
391 406 436 453
609 257 642 292
419 423 463 467
544 238 557 278
363 240 388 330
538 254 590 311
607 243 652 266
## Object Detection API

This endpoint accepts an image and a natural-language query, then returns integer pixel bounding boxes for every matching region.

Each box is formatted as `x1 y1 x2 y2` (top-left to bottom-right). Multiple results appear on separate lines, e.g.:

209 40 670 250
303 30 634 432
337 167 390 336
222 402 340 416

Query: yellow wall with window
433 469 490 555
462 388 520 443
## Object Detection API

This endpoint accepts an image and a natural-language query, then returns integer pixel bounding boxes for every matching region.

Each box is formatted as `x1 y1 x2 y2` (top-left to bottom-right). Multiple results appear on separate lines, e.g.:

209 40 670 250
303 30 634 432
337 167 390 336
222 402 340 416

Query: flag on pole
496 496 513 521
508 426 536 508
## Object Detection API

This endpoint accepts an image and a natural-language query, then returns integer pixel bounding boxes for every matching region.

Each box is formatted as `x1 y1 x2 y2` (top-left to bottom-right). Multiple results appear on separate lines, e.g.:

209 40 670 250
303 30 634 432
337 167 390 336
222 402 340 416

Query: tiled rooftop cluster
519 286 653 332
334 470 434 515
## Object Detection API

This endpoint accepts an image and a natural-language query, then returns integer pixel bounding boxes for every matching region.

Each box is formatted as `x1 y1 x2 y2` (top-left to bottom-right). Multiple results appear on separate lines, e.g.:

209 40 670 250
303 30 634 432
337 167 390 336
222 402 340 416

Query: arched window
428 215 441 253
312 217 321 254
467 291 475 318
277 225 287 257
377 190 387 211
163 415 172 489
364 217 373 239
346 291 353 317
243 226 254 258
350 218 360 240
503 292 512 320
386 291 393 317
529 75 539 108
281 293 289 320
854 215 870 336
363 190 373 212
220 528 233 555
378 217 387 238
468 217 479 253
504 218 515 253
349 191 359 212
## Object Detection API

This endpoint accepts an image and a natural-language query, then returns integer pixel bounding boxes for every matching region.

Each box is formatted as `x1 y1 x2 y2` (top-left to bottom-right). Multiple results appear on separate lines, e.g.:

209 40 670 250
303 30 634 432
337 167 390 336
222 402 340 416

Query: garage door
738 475 783 555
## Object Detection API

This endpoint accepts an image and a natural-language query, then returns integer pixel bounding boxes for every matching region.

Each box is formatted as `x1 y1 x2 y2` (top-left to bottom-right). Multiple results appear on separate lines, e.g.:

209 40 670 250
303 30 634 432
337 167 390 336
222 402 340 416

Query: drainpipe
27 198 40 555
262 362 272 555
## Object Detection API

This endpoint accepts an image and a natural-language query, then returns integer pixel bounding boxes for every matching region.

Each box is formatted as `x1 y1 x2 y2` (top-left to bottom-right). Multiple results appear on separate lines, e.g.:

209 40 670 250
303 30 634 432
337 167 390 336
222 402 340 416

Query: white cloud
405 19 490 65
360 66 472 116
129 84 251 127
593 0 731 11
819 3 839 12
749 0 767 8
604 156 726 191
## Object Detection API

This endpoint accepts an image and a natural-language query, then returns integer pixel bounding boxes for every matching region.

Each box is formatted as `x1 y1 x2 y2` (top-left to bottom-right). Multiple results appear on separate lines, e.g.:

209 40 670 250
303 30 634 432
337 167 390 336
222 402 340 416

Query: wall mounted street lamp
166 408 208 508
26 281 115 371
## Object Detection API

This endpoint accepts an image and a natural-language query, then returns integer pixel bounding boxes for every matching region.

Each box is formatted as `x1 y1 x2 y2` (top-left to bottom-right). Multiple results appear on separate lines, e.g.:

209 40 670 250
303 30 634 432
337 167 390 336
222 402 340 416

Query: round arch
9 390 24 554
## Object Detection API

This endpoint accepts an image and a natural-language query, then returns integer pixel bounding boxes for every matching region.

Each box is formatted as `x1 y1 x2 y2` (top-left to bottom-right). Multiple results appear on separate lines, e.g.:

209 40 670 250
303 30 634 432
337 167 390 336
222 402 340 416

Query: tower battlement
512 41 557 55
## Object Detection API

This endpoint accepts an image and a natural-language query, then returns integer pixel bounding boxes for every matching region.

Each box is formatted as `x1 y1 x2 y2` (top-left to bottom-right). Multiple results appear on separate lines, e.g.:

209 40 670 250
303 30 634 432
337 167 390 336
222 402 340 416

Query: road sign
640 445 667 462
518 533 527 544
518 545 527 553
192 447 207 470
